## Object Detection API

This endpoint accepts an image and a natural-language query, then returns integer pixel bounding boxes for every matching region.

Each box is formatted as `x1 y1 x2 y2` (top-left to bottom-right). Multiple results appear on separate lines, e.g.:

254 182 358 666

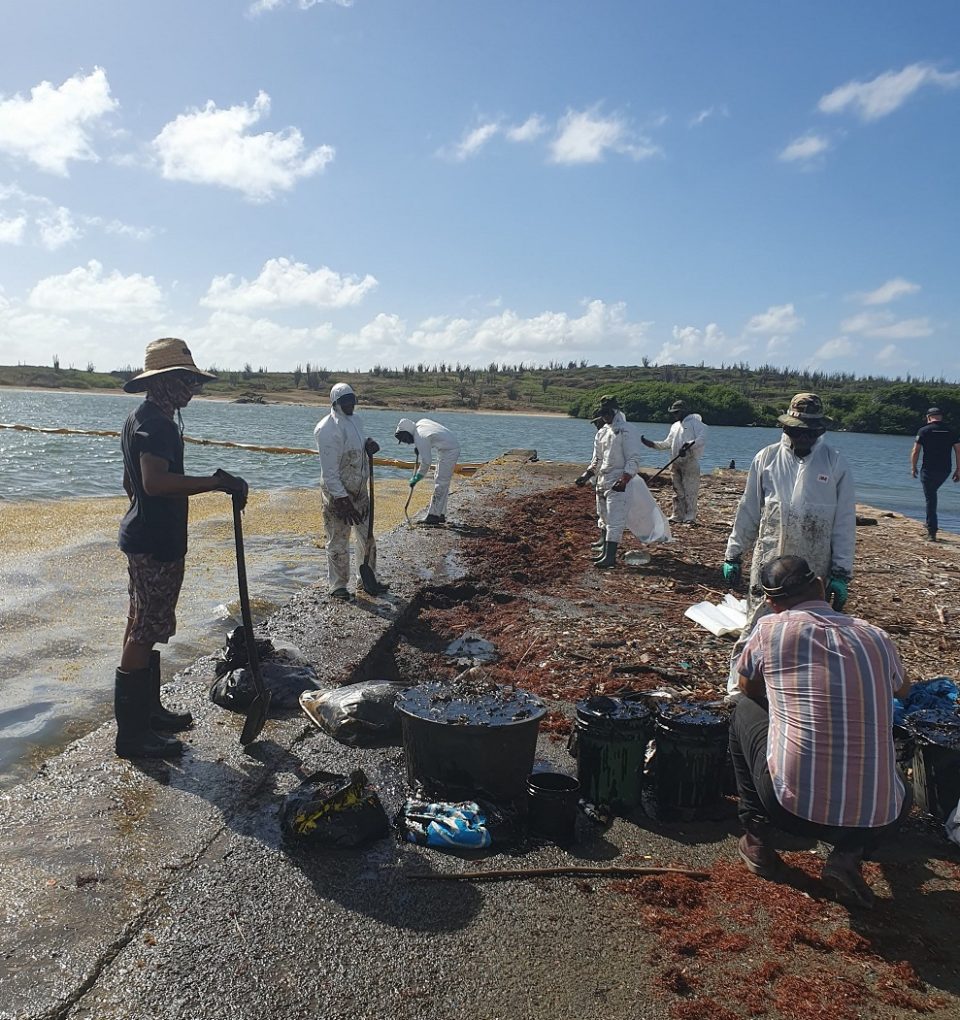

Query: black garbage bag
301 680 409 745
214 625 276 678
281 769 390 848
210 658 319 713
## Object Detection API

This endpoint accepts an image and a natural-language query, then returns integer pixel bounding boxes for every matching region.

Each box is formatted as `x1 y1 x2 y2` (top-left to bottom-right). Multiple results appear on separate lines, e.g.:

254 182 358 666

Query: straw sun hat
123 338 217 393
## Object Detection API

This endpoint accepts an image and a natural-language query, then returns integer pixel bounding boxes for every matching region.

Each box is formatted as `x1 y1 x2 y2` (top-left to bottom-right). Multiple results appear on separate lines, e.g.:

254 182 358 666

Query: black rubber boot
115 668 184 759
424 514 442 525
149 651 193 732
593 541 619 569
590 529 607 554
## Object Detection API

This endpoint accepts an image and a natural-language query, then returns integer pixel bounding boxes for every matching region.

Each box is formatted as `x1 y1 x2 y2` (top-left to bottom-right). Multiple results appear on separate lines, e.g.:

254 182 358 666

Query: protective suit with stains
723 395 856 694
643 401 709 523
394 417 461 524
314 384 382 599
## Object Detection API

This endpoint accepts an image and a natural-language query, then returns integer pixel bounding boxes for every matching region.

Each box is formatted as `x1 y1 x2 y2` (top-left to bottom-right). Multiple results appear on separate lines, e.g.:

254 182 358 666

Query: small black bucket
527 772 580 844
573 696 653 813
654 702 730 819
906 709 960 821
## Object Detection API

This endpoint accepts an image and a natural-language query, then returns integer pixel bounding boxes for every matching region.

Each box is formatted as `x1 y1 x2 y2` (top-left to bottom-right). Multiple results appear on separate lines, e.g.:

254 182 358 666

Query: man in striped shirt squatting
729 555 911 909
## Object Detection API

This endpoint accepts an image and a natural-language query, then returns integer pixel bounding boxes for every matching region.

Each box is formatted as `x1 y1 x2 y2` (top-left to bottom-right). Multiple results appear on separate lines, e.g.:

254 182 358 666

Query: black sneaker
329 587 353 601
822 852 875 909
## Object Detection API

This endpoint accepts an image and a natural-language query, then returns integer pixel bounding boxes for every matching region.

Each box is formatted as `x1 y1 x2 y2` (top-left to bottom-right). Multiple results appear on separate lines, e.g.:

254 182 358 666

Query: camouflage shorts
126 554 185 645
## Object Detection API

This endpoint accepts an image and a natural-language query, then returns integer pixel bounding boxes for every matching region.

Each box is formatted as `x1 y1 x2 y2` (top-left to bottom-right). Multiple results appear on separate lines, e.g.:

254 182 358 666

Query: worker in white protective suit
722 393 856 696
575 395 671 568
641 400 709 523
394 417 461 525
314 384 386 601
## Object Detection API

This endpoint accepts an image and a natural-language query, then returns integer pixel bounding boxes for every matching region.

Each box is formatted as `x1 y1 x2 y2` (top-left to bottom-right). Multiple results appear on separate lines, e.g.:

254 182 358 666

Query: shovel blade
240 689 272 746
358 561 380 596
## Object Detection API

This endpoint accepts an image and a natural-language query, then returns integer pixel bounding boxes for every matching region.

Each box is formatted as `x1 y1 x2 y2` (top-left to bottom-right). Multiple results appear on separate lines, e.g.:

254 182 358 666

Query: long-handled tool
232 493 272 745
648 445 690 483
402 451 419 528
358 450 380 595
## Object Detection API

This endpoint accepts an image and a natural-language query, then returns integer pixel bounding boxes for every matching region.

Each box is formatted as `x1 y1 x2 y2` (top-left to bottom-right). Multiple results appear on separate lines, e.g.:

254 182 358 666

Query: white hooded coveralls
648 414 708 522
587 415 647 543
724 434 856 691
397 417 461 518
315 405 376 591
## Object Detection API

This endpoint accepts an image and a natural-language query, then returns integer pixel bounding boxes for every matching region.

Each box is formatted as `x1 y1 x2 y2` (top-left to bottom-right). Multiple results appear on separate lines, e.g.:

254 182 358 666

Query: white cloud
152 91 334 201
0 215 26 244
840 310 932 339
36 207 81 250
689 105 728 128
201 257 378 311
27 260 165 320
779 133 830 163
745 303 803 335
506 115 547 143
814 337 855 360
0 68 118 175
857 277 920 305
550 107 660 164
249 0 352 14
189 310 337 366
656 323 749 365
446 121 500 161
818 63 960 122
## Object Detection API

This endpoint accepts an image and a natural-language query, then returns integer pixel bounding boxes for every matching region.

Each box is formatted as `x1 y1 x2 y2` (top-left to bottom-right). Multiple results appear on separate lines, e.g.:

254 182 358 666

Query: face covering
783 427 823 458
145 373 196 432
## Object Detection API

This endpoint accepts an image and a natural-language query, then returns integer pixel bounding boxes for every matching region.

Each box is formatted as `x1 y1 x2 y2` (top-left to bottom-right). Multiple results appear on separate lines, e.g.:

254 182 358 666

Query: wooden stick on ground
408 865 709 882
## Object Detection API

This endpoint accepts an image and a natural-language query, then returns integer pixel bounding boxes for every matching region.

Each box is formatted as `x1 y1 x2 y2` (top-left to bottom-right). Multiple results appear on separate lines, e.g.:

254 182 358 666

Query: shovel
358 450 380 595
232 493 272 745
648 445 690 482
402 452 420 528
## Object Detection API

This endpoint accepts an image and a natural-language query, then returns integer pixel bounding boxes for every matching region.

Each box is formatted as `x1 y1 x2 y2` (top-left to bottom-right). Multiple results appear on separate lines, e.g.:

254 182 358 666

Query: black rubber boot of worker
591 529 607 554
149 651 193 731
115 668 184 759
424 514 442 525
593 541 619 569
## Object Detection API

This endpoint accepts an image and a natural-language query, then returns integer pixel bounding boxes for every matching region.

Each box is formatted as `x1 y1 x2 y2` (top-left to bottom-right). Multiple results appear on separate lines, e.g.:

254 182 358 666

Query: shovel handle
232 494 266 699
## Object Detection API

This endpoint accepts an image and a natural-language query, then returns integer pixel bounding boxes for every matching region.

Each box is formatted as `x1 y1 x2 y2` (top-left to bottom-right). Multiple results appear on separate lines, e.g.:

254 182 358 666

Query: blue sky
0 1 958 378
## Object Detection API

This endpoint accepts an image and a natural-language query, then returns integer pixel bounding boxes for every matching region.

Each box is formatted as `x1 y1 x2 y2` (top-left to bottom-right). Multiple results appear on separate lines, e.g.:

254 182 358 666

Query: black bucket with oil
573 696 653 813
654 701 730 819
527 772 580 844
906 709 960 821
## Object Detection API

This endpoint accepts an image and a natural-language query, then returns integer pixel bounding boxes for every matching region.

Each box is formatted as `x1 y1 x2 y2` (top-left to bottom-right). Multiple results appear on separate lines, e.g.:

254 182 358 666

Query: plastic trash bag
893 677 959 727
401 800 492 849
281 769 390 848
946 799 960 848
210 659 319 713
300 680 409 745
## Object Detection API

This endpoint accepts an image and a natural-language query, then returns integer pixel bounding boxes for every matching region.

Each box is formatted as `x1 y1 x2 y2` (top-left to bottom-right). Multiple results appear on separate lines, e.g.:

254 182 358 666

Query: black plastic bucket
573 696 653 813
654 702 730 819
398 681 546 805
527 772 580 844
906 709 960 821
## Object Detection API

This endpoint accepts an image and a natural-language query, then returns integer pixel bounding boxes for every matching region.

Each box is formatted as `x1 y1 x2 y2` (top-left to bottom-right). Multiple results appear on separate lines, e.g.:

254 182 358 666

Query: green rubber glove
409 472 423 487
722 560 741 583
826 576 849 611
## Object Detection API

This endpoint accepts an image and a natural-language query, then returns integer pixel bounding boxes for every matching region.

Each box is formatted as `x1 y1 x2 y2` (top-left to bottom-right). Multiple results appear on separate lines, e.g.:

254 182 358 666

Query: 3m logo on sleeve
817 474 829 483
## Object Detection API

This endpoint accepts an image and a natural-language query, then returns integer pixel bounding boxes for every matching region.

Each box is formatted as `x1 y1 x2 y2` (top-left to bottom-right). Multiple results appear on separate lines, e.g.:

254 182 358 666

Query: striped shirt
736 601 905 828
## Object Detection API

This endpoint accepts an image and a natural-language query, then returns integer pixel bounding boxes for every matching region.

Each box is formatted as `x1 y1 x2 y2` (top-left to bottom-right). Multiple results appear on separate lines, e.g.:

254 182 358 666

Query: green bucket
573 696 653 813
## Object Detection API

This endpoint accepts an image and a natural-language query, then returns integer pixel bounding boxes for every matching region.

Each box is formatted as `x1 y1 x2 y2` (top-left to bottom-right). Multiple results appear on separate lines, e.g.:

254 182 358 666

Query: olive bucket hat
777 392 833 430
123 338 217 393
668 400 688 413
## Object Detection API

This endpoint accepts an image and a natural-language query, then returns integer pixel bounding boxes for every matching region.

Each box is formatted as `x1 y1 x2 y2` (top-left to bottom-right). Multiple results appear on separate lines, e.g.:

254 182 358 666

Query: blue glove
722 560 741 583
826 576 849 611
409 472 423 488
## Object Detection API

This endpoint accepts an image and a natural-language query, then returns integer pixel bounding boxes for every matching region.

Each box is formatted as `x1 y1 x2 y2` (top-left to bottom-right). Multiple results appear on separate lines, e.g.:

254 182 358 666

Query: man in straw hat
116 338 249 759
314 383 385 600
721 393 855 699
641 398 709 524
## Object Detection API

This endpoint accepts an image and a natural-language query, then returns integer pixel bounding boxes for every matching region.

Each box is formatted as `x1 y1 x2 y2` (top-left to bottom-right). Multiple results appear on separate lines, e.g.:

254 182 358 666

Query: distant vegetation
1 358 958 436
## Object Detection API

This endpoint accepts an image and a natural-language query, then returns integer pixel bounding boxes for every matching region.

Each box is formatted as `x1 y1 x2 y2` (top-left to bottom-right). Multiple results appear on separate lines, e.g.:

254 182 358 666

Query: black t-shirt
915 421 959 475
118 401 189 561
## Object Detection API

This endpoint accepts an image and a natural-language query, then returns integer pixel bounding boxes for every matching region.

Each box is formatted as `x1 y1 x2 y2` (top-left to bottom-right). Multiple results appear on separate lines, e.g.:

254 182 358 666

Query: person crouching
729 555 911 908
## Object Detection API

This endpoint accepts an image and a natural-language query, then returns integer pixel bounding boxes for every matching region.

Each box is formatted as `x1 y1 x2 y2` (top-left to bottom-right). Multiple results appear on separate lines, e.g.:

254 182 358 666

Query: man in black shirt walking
910 407 960 541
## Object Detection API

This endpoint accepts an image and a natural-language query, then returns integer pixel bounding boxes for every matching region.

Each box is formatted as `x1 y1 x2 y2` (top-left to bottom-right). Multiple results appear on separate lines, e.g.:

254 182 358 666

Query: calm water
1 387 956 530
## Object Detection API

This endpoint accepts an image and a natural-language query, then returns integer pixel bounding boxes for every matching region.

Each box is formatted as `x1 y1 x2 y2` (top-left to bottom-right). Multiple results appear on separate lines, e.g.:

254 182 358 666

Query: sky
0 1 958 378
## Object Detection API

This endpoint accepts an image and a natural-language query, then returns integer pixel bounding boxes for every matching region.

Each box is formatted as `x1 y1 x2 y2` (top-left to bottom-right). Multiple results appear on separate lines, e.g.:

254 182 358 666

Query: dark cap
926 407 943 417
668 400 688 413
598 394 619 409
